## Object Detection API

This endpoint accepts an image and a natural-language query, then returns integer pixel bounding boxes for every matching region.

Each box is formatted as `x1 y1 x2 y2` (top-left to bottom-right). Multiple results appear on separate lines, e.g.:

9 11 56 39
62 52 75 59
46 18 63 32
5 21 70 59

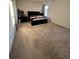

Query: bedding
30 15 47 21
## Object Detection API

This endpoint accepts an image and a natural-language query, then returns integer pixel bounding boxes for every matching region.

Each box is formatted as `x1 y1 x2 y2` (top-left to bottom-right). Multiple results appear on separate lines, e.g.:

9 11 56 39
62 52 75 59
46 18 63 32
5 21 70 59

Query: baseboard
52 22 70 30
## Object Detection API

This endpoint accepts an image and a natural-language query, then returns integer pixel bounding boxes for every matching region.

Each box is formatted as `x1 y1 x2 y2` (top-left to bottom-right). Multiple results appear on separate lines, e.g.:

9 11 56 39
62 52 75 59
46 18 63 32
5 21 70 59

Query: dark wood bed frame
27 11 48 26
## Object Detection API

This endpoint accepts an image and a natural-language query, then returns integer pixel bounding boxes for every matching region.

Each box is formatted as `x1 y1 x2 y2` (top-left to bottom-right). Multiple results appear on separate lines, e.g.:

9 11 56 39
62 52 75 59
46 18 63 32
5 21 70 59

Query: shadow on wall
9 0 16 52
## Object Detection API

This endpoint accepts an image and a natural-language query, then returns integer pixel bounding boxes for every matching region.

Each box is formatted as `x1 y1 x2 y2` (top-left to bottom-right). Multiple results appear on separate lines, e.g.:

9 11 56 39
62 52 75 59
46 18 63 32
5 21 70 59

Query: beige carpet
10 22 70 59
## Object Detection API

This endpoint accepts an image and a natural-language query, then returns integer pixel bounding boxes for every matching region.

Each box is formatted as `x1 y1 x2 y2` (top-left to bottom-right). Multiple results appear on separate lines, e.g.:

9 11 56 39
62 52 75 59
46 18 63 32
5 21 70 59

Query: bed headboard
28 11 40 16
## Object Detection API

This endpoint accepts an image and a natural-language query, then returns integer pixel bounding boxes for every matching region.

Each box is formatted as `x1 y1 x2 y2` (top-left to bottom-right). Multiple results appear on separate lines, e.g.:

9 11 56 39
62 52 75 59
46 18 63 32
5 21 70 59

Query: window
44 5 48 17
42 4 48 17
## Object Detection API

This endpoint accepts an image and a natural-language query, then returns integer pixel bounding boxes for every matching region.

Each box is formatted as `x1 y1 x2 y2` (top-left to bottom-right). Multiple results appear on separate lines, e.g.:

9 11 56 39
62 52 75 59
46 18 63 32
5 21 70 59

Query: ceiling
16 0 55 2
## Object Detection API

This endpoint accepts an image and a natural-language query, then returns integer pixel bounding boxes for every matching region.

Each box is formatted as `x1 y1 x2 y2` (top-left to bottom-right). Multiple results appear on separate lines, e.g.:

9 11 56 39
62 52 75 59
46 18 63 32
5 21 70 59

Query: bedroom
9 0 70 59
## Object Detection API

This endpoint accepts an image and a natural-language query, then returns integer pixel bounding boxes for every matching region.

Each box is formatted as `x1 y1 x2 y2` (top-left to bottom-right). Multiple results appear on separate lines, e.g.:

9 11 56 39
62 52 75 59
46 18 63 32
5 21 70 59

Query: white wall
12 0 18 24
16 0 43 15
16 0 70 28
9 0 16 52
48 0 70 28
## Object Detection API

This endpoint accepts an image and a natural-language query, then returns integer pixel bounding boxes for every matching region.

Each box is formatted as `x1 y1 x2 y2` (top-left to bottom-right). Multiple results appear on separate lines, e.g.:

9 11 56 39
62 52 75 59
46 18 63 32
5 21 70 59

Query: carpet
10 22 70 59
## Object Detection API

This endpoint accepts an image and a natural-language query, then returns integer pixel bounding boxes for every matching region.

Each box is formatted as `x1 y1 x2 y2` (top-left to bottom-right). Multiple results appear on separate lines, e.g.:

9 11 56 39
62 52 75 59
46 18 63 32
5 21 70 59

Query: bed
27 11 48 26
